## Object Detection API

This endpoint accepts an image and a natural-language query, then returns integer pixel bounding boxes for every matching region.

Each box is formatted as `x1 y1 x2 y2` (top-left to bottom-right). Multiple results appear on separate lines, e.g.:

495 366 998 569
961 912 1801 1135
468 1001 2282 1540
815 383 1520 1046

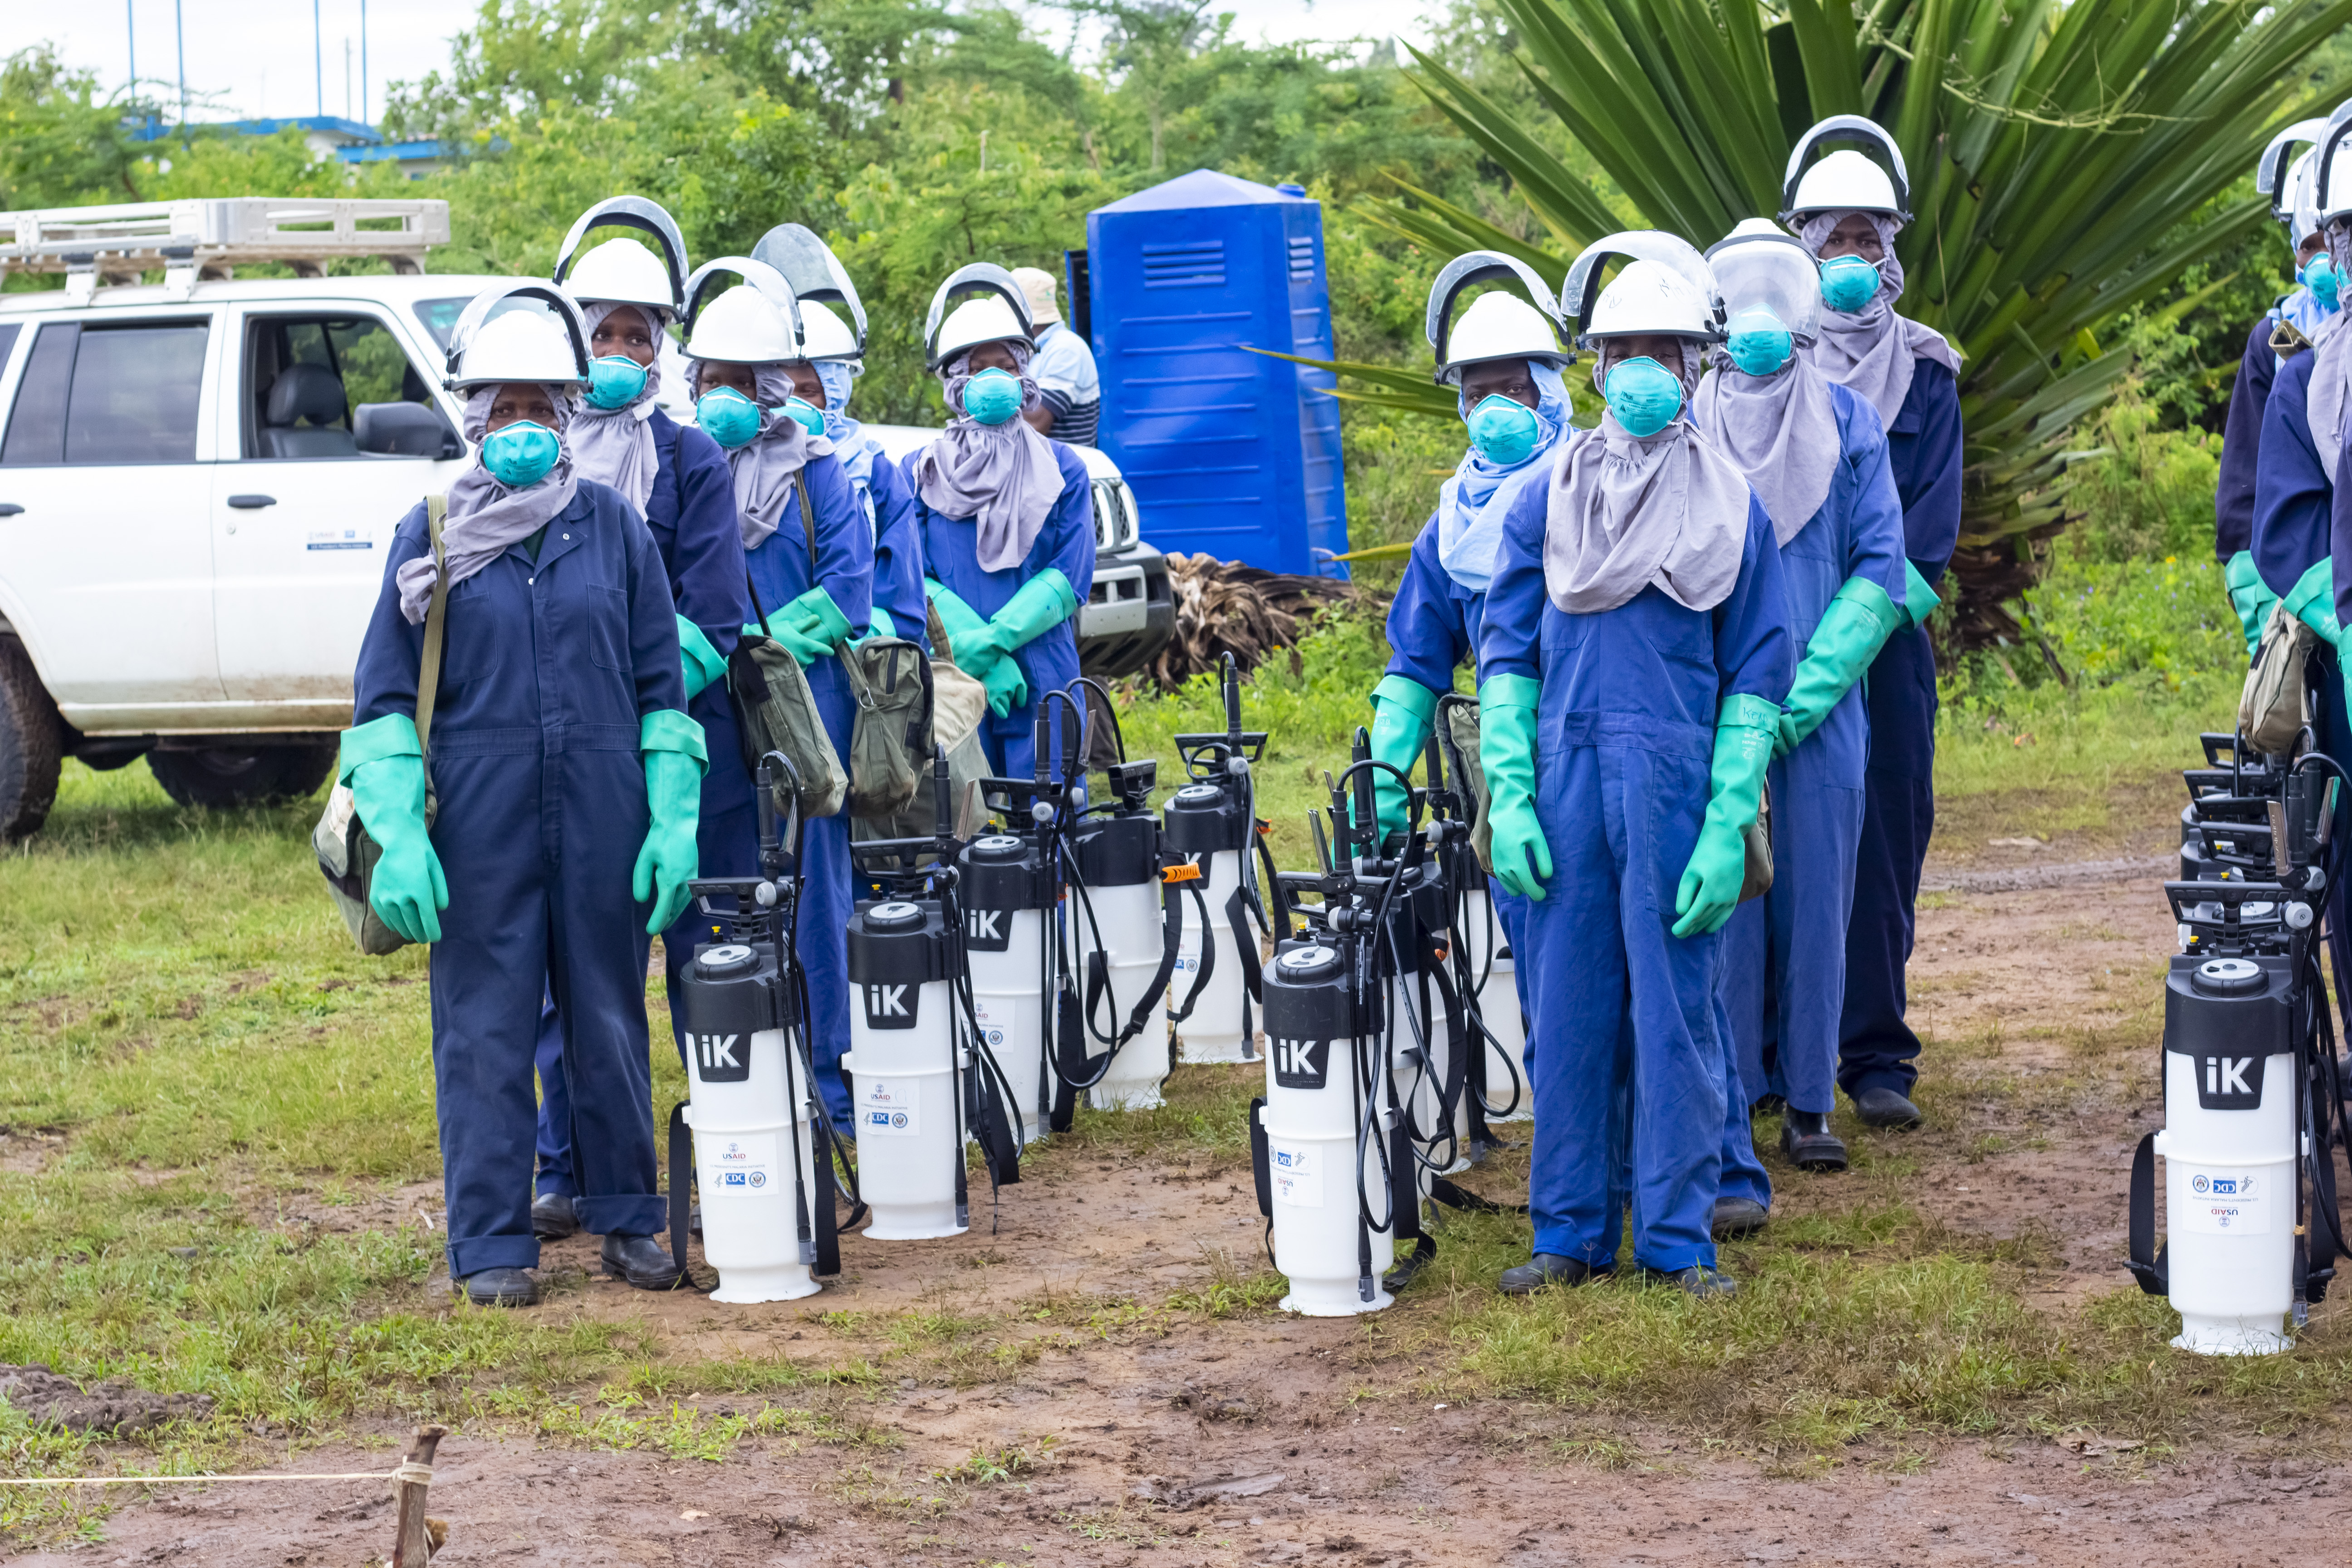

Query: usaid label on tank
860 1078 921 1138
703 1134 777 1200
1269 1143 1322 1208
2183 1168 2269 1234
972 995 1009 1056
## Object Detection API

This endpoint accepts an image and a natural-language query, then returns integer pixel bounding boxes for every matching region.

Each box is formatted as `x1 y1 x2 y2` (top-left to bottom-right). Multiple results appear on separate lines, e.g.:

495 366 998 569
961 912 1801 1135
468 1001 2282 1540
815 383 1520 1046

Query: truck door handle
226 494 277 510
0 503 22 517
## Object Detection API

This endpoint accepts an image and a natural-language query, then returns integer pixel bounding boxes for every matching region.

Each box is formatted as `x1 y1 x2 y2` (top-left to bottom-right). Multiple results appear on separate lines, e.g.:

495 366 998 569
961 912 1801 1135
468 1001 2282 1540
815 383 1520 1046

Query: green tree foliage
1387 0 2352 643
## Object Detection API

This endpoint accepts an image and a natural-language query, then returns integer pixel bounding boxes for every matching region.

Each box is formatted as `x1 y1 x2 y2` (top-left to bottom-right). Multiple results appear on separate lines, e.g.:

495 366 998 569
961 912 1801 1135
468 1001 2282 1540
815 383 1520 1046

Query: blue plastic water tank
1086 170 1348 578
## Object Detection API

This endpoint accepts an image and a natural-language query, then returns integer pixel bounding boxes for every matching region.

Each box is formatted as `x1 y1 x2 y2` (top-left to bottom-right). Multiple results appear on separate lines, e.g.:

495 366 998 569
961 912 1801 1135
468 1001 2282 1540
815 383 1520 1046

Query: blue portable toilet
1085 170 1348 578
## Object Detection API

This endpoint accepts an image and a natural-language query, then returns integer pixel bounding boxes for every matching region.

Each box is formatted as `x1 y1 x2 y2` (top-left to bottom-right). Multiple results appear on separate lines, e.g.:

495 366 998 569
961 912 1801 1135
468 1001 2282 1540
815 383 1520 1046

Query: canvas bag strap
415 495 451 760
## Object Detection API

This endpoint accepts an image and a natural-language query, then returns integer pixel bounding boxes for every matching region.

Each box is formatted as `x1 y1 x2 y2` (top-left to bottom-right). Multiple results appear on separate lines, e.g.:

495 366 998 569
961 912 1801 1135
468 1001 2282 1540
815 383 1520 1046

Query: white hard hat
444 283 590 390
1560 231 1724 345
1782 116 1911 223
2261 119 2332 230
1705 218 1823 344
750 223 868 353
796 300 860 362
552 196 688 313
923 263 1036 368
1425 250 1568 384
681 256 803 365
2317 103 2352 232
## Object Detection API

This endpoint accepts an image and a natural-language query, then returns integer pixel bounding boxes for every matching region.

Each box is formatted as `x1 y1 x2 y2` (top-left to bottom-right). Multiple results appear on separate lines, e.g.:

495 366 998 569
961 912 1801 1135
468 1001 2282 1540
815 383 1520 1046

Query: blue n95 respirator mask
961 368 1025 426
1602 356 1685 438
1465 394 1541 466
585 355 649 410
1724 305 1795 377
696 386 764 450
480 420 561 488
2302 254 2342 311
1818 254 1883 314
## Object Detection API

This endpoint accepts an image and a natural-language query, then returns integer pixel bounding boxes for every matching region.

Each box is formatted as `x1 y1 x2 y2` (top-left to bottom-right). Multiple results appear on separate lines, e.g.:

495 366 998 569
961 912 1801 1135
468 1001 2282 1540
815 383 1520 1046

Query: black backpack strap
2125 1129 2168 1297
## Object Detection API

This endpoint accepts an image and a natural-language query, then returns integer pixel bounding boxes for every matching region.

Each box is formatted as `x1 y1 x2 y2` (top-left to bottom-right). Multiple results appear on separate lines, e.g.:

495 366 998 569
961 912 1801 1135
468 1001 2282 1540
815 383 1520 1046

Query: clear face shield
1713 238 1823 345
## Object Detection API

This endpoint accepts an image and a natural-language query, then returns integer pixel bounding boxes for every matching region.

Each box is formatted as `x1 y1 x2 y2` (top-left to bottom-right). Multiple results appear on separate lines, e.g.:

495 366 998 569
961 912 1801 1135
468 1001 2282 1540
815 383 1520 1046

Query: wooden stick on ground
389 1424 446 1568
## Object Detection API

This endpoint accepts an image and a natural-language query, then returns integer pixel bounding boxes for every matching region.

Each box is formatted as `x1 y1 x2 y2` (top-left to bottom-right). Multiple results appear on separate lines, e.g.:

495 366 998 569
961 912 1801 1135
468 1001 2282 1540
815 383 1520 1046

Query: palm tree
1331 0 2352 642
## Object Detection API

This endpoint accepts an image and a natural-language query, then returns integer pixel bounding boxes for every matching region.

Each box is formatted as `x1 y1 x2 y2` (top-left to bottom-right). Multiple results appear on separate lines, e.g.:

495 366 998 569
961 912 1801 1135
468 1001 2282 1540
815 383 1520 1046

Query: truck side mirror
354 401 463 459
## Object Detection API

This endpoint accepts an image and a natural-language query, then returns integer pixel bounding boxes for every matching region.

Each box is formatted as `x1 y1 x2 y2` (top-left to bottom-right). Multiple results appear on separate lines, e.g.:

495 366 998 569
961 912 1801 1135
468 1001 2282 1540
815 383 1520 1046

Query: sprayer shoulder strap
415 495 451 761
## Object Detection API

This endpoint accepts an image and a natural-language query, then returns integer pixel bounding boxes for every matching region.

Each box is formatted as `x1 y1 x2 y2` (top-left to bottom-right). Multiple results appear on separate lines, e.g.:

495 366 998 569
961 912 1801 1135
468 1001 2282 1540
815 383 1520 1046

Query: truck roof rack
0 197 451 302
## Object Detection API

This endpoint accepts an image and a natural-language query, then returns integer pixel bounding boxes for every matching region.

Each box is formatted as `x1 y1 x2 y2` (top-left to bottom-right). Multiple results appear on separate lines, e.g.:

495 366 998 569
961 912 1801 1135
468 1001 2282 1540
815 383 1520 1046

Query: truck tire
149 742 337 811
0 638 64 843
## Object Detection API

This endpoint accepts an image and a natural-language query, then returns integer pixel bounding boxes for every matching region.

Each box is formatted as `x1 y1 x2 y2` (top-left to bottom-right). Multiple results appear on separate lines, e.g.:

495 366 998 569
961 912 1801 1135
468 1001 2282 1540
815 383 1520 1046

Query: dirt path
19 852 2352 1568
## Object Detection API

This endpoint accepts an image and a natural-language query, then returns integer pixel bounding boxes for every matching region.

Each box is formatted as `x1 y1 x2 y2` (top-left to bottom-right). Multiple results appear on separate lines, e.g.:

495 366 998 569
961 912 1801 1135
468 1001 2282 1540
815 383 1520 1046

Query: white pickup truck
0 196 1172 843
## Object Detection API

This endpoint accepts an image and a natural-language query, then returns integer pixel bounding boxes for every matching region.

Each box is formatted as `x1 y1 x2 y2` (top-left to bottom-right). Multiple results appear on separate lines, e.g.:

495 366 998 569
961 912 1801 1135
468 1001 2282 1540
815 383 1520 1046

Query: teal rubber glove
677 615 726 702
633 710 708 934
1476 675 1549 899
2284 556 2343 646
1777 577 1903 757
1368 673 1438 843
769 586 852 666
1900 558 1942 629
1673 694 1779 939
339 714 446 945
984 568 1079 652
2224 551 2278 660
980 651 1029 716
928 579 1009 680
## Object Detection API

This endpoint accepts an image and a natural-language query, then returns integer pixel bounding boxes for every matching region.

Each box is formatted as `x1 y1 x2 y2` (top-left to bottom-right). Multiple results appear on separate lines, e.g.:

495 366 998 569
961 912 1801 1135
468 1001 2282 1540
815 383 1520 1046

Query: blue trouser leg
1715 903 1773 1211
799 661 860 1134
431 750 665 1275
2310 650 2352 1040
1525 744 1723 1273
538 700 760 1191
1838 625 1936 1100
533 990 574 1199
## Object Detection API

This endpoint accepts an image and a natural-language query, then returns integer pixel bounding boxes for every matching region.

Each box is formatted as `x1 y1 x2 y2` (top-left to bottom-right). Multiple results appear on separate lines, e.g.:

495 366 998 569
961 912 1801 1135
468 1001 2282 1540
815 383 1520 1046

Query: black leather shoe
1854 1086 1924 1130
1711 1196 1769 1240
531 1191 579 1240
602 1233 686 1289
460 1267 541 1308
1780 1109 1848 1172
1637 1264 1738 1299
1498 1254 1604 1295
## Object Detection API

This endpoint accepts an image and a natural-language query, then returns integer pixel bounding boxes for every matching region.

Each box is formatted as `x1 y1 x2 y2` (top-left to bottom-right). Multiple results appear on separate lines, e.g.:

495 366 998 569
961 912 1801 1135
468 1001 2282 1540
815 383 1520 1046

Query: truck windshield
410 298 471 351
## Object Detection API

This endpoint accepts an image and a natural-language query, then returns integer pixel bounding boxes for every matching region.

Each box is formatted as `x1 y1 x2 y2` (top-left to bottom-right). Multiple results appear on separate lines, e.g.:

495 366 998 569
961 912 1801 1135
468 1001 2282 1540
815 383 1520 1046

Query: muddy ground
15 809 2352 1568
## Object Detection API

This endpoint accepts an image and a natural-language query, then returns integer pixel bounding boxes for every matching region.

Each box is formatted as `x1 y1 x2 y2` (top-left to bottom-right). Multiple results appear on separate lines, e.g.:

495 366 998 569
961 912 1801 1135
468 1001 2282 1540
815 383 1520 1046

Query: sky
0 0 1439 130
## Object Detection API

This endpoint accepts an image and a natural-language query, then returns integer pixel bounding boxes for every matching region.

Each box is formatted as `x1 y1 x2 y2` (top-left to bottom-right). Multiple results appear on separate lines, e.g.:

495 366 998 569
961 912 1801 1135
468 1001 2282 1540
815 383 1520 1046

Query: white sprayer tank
845 899 967 1240
1261 942 1393 1316
1072 807 1173 1111
1172 845 1257 1062
961 834 1054 1142
677 942 822 1303
2154 956 2298 1355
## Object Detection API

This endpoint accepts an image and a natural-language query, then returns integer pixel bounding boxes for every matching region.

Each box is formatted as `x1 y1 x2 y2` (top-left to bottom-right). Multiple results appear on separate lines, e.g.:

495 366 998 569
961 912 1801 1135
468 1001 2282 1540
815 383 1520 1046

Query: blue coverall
1836 360 1963 1102
2219 316 2285 562
1480 475 1793 1273
354 482 683 1276
1382 509 1540 1112
906 443 1097 777
2255 351 2352 994
536 410 747 1202
747 454 876 1133
1717 383 1908 1212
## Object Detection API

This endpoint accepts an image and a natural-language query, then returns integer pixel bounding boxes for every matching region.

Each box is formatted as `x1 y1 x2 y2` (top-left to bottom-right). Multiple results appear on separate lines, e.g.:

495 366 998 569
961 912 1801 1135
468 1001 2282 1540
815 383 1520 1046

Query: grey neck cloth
1796 211 1962 428
1691 354 1842 546
566 301 663 516
396 384 578 626
912 343 1063 573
